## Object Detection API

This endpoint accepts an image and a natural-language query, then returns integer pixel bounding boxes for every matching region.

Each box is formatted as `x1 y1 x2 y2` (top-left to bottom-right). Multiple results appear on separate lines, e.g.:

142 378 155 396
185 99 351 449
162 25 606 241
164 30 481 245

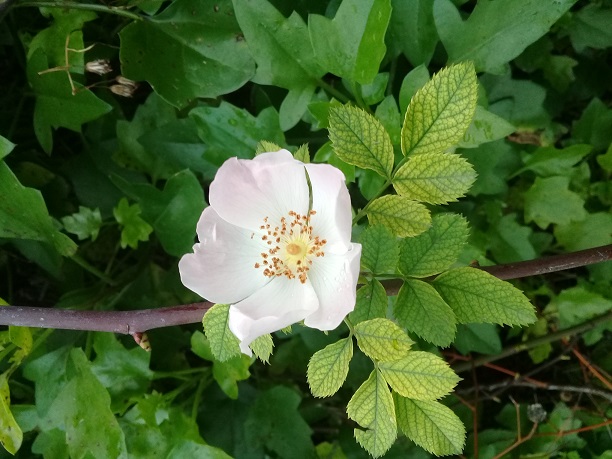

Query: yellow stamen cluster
254 210 326 284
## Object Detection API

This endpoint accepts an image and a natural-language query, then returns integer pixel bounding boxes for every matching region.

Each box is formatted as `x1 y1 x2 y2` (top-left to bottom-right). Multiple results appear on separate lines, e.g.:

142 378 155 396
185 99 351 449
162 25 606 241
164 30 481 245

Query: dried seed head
527 403 547 423
110 84 136 98
85 59 112 75
115 75 139 89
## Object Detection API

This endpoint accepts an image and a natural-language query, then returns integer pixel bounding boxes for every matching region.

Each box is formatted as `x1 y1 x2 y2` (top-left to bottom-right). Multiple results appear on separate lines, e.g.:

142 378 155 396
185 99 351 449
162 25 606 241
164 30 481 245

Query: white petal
304 243 362 330
178 207 270 304
305 163 353 254
209 150 310 231
229 276 319 354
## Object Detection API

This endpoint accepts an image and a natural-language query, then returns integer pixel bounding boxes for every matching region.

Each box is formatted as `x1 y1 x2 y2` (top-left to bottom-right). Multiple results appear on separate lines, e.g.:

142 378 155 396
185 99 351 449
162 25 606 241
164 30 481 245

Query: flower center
253 210 326 284
286 243 302 255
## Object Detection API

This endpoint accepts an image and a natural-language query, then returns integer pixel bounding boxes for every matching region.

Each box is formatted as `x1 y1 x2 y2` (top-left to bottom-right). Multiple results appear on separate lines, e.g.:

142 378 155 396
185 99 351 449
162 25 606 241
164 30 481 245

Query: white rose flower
179 150 362 355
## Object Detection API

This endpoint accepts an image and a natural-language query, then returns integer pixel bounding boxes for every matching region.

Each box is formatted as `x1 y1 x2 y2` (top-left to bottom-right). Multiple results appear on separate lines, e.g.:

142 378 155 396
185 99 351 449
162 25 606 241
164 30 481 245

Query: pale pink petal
228 276 319 355
304 243 362 330
178 207 270 304
305 163 352 254
209 150 310 231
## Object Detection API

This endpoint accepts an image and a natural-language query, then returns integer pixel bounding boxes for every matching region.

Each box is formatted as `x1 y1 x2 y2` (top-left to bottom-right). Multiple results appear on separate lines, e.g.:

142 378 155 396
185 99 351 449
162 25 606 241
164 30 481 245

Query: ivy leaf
392 152 476 204
28 8 96 70
212 355 251 400
328 105 394 179
569 4 612 51
378 351 460 400
61 206 102 241
0 135 15 161
115 92 181 181
394 279 456 347
360 225 399 274
279 86 316 131
309 0 392 84
112 170 205 256
388 0 438 67
112 198 153 250
519 144 592 177
354 318 413 362
401 62 477 157
433 0 575 74
524 176 587 229
398 213 469 277
458 105 515 149
433 267 537 326
454 323 502 355
43 349 128 458
0 374 22 455
120 0 255 108
190 102 285 175
245 387 315 458
90 333 153 413
307 338 353 397
191 331 250 399
395 395 466 456
349 279 388 325
0 162 76 256
366 195 431 238
232 0 324 89
347 370 397 458
28 48 112 154
399 65 430 115
202 304 241 362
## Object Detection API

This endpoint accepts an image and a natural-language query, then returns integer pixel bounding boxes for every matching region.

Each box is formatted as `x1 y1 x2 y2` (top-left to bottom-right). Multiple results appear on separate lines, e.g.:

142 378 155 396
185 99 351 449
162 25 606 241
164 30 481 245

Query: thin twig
1 244 611 338
452 310 612 373
479 244 612 280
461 380 612 404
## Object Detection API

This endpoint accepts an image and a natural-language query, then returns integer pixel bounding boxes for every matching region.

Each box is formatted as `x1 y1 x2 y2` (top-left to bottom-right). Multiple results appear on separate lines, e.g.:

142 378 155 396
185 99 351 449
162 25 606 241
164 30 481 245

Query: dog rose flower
179 150 362 355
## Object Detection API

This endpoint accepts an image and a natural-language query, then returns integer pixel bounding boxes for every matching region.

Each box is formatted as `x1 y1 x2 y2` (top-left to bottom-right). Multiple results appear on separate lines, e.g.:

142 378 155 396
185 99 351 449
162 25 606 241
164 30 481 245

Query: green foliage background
1 0 611 457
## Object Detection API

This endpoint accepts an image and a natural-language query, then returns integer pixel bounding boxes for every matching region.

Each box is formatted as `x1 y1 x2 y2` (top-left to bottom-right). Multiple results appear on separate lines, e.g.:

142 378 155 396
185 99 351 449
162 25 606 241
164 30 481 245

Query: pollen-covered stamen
253 210 327 284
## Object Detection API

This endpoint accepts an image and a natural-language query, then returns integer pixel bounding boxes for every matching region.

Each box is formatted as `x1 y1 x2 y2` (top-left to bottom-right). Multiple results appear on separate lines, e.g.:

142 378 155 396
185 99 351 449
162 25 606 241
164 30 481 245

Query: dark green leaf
0 162 76 256
27 49 112 153
309 0 392 84
433 0 576 74
453 323 502 355
388 0 438 67
233 0 324 89
245 386 315 459
112 170 205 256
524 176 586 229
120 0 255 108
